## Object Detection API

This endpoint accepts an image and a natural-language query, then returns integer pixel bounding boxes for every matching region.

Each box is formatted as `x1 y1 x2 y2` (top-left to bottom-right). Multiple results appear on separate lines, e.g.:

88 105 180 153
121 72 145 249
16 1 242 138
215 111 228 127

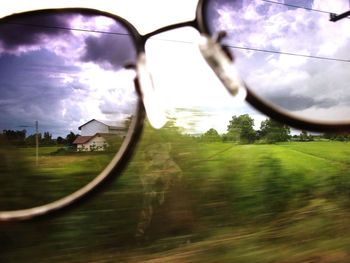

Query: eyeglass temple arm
330 10 350 22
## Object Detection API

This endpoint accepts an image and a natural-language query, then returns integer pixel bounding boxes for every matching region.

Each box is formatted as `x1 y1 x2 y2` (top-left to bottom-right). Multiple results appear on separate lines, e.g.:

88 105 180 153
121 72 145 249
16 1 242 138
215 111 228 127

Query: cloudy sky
1 0 349 136
0 10 138 137
207 0 350 122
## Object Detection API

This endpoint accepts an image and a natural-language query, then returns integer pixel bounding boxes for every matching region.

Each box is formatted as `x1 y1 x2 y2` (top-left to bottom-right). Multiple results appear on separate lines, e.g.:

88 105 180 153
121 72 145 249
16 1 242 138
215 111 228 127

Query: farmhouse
73 119 126 151
78 119 126 136
73 133 108 151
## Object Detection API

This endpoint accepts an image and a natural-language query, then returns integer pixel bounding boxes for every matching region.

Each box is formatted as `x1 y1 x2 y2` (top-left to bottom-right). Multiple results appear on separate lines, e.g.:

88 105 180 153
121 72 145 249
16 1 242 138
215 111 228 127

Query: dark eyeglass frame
1 0 349 222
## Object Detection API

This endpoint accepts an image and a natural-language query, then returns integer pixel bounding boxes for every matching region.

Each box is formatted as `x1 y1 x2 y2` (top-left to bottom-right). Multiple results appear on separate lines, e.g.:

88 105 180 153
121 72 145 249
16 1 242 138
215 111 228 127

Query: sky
0 0 349 137
207 0 350 123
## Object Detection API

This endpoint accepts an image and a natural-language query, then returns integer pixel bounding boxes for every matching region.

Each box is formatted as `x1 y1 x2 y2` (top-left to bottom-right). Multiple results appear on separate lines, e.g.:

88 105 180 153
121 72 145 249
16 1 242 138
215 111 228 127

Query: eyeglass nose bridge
133 29 247 130
198 33 247 101
136 53 168 129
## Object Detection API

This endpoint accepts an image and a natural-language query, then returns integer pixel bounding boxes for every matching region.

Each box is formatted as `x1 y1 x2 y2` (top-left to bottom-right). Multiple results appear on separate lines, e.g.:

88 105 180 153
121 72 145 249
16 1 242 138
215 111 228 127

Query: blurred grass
1 124 350 262
0 146 115 210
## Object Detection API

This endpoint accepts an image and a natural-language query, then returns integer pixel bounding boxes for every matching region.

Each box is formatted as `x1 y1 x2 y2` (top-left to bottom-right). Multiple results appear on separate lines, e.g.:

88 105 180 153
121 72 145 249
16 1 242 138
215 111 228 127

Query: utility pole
18 121 40 165
35 120 39 166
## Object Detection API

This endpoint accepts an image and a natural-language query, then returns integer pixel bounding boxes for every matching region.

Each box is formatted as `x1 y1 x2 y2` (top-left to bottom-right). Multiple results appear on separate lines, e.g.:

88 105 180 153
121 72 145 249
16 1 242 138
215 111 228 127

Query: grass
1 135 350 262
0 146 115 210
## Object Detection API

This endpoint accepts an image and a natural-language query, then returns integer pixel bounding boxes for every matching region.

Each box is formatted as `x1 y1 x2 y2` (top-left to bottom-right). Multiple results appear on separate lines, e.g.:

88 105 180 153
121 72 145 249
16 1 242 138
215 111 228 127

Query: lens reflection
0 11 138 210
205 0 350 122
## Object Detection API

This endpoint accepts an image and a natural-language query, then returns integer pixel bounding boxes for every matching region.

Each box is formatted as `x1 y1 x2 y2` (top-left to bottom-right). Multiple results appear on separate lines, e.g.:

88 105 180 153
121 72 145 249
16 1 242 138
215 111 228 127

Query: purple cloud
80 24 137 70
0 13 73 53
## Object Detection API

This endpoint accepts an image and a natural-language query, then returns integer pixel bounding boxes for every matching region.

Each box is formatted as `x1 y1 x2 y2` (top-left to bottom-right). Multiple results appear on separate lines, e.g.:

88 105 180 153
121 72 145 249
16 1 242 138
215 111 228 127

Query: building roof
73 135 93 145
73 133 112 145
78 119 125 130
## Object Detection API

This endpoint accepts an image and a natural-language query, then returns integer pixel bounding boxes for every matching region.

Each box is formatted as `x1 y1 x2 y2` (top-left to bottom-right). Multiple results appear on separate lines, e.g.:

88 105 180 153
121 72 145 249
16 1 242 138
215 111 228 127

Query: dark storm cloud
81 25 136 70
266 93 337 111
0 13 72 52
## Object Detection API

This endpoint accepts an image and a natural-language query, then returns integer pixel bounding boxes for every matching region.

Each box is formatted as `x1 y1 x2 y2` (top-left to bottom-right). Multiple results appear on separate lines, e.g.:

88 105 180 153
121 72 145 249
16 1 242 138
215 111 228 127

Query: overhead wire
260 0 350 19
1 11 349 64
222 44 350 63
260 0 332 14
1 21 129 36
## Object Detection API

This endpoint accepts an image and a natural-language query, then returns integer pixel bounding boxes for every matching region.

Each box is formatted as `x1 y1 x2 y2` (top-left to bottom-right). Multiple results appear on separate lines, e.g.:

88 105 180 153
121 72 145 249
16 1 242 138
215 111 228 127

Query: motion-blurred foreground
1 121 350 262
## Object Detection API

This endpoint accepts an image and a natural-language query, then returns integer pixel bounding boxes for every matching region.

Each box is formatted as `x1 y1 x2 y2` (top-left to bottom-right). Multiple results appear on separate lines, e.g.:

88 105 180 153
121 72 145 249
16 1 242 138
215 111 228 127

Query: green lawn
0 146 115 210
1 138 350 262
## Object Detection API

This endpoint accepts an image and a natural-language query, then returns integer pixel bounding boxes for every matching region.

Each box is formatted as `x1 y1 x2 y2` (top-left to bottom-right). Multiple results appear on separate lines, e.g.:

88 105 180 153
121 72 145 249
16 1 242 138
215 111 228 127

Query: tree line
201 114 350 144
0 130 78 147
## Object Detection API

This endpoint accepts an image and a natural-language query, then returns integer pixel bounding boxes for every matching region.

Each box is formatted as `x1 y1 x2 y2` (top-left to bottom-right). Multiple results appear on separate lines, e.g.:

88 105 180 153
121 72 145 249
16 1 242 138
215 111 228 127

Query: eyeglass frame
1 0 349 222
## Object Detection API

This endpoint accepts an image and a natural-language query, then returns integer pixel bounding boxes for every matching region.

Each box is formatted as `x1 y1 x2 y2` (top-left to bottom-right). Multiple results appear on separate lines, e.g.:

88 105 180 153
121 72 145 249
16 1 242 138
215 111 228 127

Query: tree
227 114 256 144
260 118 290 143
66 132 78 146
25 133 42 146
299 130 309 141
2 129 26 146
323 132 349 141
202 128 221 142
297 130 316 141
56 136 65 145
41 131 54 145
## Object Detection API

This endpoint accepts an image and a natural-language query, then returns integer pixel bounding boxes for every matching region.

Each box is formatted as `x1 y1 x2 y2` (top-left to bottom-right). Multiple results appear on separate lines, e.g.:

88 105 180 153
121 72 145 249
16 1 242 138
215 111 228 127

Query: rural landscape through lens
2 2 350 262
206 0 350 122
0 11 138 210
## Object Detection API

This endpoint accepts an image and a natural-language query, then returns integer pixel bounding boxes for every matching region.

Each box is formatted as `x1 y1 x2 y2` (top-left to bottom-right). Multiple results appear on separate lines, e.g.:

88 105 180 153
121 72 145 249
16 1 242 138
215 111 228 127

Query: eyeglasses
0 0 349 221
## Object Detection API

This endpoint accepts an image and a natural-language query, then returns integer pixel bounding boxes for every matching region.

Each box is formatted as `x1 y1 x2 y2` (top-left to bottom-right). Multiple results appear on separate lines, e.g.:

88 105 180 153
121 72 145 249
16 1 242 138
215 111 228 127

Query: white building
73 133 108 152
73 119 126 151
79 119 126 137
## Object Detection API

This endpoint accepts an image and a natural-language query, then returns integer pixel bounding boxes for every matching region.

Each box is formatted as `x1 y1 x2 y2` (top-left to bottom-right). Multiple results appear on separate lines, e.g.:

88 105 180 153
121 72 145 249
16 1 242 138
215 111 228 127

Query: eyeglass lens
0 11 138 210
204 0 350 123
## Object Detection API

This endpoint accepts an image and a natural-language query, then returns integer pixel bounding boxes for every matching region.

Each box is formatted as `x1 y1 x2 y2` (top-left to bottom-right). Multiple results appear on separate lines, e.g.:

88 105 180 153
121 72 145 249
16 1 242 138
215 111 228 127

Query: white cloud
313 0 349 14
213 0 350 124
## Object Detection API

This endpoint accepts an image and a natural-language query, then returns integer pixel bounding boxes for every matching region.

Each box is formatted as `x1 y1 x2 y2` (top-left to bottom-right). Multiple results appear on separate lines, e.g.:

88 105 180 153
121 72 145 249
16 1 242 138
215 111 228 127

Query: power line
150 38 350 63
1 21 129 36
149 36 350 63
260 0 331 14
261 0 350 20
1 21 349 63
223 44 350 63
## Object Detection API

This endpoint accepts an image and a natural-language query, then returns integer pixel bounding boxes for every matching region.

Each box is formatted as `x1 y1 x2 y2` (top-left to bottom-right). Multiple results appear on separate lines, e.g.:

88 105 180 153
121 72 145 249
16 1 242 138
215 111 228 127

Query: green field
1 129 350 262
0 146 115 210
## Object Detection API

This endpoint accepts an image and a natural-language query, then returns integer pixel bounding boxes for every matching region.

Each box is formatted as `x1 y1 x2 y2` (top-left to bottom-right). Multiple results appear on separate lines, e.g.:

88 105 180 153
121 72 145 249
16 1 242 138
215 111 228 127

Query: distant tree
202 128 221 142
299 130 314 142
2 129 26 146
25 133 42 146
41 131 54 145
299 130 307 141
323 132 334 140
224 129 240 142
255 129 264 141
222 133 235 142
323 132 349 141
56 136 65 145
66 132 78 146
227 114 256 144
260 119 290 143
